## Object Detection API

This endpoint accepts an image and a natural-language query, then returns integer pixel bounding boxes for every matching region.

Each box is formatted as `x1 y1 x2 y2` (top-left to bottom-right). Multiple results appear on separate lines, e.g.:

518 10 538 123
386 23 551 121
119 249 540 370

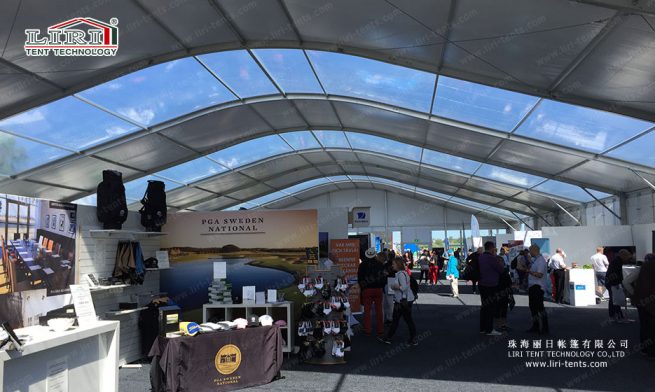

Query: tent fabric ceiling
0 0 654 122
248 176 524 224
1 0 654 216
86 142 594 219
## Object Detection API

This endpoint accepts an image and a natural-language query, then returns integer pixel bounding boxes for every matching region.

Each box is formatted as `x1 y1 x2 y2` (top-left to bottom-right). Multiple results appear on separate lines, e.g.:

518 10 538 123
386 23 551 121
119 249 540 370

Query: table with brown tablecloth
148 326 283 392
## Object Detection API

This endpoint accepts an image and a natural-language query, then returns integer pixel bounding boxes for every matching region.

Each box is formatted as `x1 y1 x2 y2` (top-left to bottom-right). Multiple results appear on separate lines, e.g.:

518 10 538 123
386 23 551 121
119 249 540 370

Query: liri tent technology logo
24 17 119 57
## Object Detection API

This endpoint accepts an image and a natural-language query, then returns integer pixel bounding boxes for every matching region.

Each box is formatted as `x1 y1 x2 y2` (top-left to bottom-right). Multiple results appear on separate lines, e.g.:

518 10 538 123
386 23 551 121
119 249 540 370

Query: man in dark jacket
478 242 504 336
358 248 387 335
605 249 632 322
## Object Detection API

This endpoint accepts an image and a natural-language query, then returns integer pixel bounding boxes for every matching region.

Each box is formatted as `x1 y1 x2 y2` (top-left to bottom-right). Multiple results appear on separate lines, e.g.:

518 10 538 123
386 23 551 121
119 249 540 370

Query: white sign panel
69 284 97 326
46 357 68 392
213 261 227 280
156 250 170 269
352 207 370 227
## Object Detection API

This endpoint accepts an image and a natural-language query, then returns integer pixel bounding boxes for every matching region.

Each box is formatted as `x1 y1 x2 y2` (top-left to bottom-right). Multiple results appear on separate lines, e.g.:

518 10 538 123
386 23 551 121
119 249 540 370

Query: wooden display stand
202 302 294 352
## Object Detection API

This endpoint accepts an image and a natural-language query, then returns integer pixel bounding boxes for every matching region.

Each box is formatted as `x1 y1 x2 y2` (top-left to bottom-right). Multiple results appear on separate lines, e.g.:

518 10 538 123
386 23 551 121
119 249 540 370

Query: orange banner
329 239 361 312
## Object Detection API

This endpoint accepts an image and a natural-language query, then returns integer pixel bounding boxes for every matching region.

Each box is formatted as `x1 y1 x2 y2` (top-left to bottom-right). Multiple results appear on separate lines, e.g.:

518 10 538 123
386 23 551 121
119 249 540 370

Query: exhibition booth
0 190 360 391
2 187 653 390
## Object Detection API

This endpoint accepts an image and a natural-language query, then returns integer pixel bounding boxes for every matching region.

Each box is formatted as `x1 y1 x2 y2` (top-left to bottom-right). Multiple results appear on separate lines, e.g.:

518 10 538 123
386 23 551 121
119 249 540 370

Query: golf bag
139 180 167 232
96 170 128 230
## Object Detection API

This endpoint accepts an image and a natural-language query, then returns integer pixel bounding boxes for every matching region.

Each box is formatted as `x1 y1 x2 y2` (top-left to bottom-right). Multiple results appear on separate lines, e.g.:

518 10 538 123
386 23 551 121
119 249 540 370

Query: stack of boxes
208 279 233 304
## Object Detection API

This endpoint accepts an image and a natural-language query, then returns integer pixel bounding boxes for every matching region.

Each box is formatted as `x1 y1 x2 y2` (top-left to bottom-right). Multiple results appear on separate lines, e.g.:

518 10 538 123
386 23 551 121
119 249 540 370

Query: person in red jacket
428 262 438 285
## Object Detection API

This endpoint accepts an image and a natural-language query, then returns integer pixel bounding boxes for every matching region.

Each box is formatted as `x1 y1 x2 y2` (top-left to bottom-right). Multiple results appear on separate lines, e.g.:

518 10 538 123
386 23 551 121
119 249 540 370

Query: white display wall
286 189 508 235
540 226 634 266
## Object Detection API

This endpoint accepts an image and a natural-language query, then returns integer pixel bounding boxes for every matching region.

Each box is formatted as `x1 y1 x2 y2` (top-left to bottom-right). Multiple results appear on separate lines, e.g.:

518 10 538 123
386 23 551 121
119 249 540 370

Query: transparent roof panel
421 149 480 174
475 164 544 188
280 131 322 150
433 76 539 132
307 51 435 112
248 190 290 206
516 99 654 153
72 194 96 207
252 49 322 93
155 157 226 184
197 51 278 98
313 131 350 148
326 175 351 183
0 132 70 176
282 178 332 195
604 130 655 168
78 57 236 126
224 201 258 211
123 175 181 200
208 135 292 169
0 96 138 150
346 132 421 159
532 180 611 202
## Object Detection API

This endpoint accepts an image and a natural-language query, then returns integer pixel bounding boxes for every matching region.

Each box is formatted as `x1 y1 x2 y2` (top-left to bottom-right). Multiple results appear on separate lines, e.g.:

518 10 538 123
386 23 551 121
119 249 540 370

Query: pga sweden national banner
159 209 318 318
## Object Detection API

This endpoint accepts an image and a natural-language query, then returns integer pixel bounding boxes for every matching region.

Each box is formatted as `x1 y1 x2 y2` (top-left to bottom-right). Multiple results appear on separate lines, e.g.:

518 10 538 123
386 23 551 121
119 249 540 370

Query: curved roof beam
186 174 524 223
259 179 523 225
150 151 563 216
2 96 645 198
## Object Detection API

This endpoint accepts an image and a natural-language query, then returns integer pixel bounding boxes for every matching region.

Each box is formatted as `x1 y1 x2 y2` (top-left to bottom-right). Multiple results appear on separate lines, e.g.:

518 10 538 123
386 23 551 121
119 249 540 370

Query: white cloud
118 107 155 125
2 109 45 126
164 60 179 72
219 157 240 168
538 120 606 152
106 83 122 90
503 103 512 113
105 126 131 137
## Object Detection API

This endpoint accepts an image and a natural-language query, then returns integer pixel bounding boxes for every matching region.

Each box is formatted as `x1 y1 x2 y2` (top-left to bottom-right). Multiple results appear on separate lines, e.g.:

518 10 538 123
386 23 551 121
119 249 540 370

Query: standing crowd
357 242 655 357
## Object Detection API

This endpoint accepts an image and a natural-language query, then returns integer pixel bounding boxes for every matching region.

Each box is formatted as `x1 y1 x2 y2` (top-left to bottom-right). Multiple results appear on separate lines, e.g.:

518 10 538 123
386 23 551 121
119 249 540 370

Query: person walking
378 257 418 346
466 247 482 294
446 250 460 298
632 253 655 357
549 248 569 304
418 250 430 284
358 248 387 336
606 249 633 323
526 244 549 334
382 253 395 325
478 241 504 336
591 247 609 298
428 261 438 285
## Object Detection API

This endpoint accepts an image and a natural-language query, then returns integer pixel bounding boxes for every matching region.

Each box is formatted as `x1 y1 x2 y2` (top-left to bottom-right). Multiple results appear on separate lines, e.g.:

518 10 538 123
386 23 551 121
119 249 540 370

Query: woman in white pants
446 250 460 297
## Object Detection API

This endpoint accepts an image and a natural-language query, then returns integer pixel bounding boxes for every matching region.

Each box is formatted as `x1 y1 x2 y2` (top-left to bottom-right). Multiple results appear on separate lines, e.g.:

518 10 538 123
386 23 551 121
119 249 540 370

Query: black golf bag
96 170 128 230
139 180 167 232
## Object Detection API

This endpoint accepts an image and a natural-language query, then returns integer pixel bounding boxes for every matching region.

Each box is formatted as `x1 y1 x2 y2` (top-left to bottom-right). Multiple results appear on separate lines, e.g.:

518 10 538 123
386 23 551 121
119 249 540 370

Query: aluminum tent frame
1 0 654 123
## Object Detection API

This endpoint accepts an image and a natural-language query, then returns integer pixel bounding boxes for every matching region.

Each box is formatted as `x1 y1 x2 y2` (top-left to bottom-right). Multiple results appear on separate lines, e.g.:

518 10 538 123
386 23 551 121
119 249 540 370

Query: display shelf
203 302 294 352
89 284 131 292
89 229 167 239
146 267 170 271
105 307 148 316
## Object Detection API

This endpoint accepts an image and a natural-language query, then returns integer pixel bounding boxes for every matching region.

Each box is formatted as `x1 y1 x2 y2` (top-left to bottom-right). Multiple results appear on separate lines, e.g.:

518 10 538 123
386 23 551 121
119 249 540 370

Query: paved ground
120 279 653 391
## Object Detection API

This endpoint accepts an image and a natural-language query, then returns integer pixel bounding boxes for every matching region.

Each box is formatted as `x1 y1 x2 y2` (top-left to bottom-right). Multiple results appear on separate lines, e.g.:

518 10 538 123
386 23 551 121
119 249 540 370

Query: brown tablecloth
149 326 283 392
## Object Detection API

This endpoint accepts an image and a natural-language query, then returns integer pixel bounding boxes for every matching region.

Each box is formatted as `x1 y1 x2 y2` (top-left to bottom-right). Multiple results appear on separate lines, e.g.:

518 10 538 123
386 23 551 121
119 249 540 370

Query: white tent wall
281 189 508 240
540 226 634 266
630 223 655 261
76 205 162 365
626 190 655 225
